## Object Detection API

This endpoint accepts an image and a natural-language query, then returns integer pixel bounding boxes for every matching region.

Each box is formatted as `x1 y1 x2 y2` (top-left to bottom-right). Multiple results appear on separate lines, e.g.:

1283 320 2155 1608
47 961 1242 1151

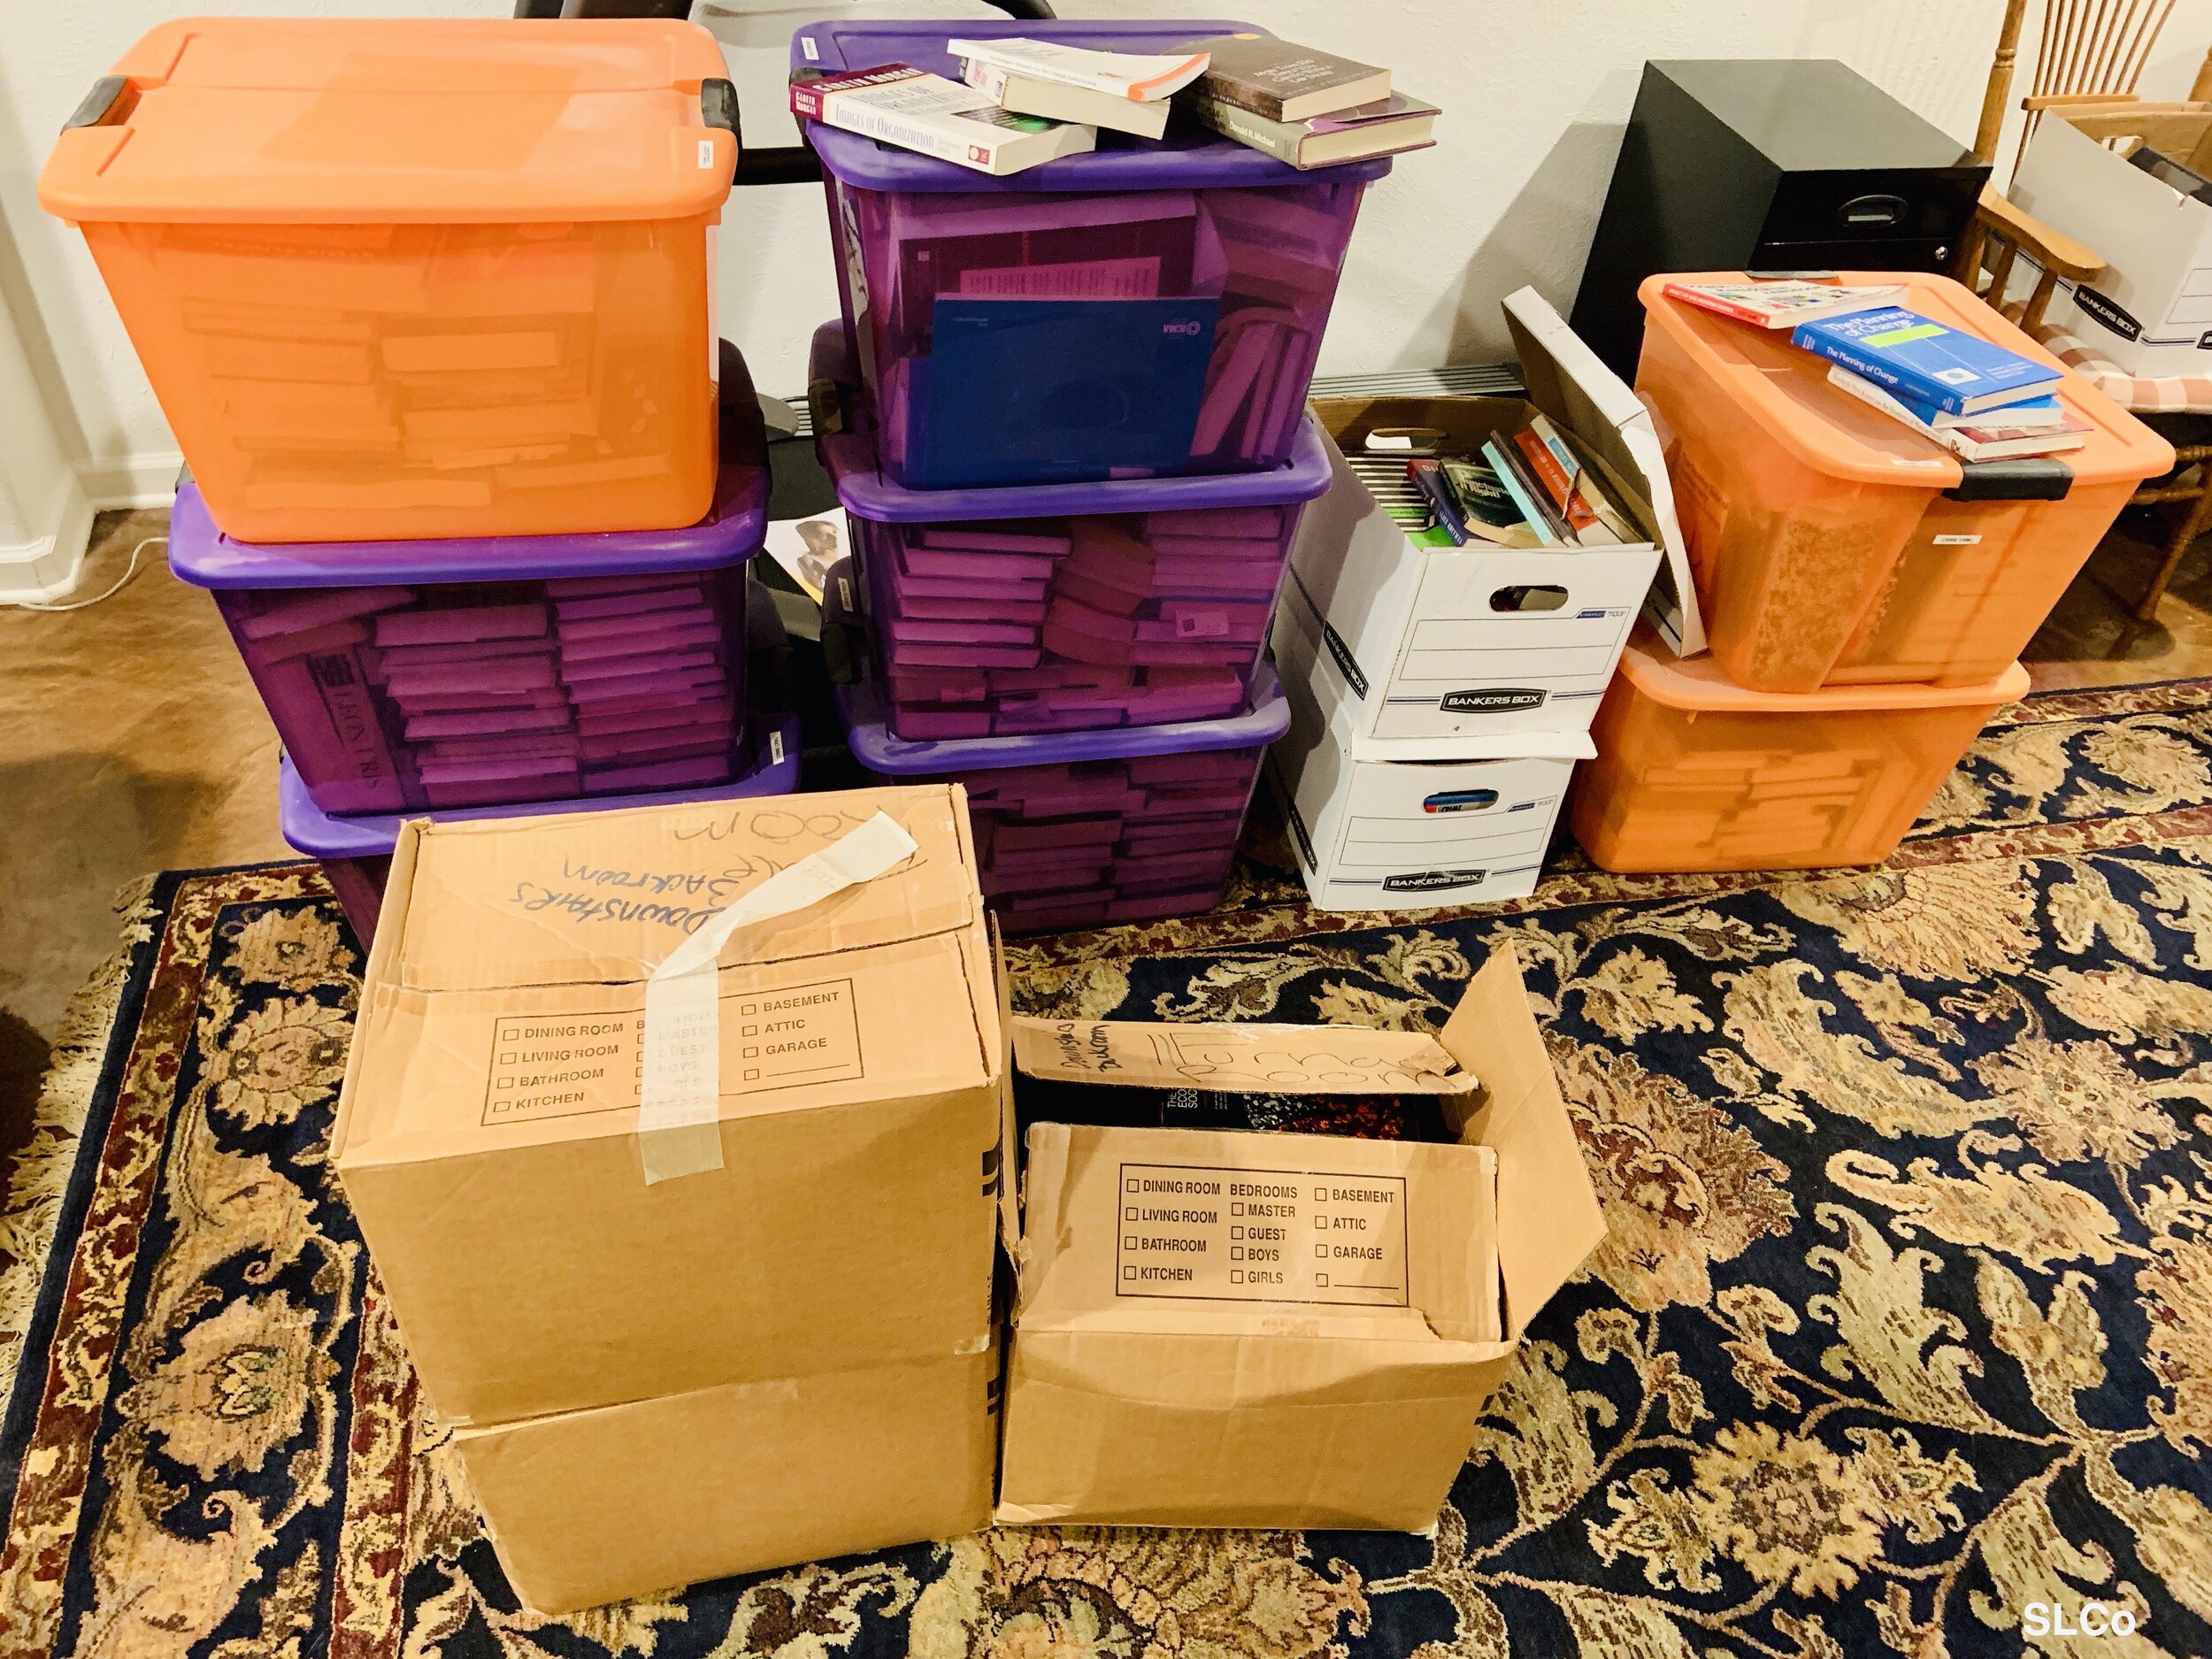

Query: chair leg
2139 474 2212 621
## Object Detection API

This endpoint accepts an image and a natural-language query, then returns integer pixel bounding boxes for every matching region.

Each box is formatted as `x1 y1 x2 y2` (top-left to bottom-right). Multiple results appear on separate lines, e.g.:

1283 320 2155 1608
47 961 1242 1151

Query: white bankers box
1288 287 1694 742
1271 611 1592 912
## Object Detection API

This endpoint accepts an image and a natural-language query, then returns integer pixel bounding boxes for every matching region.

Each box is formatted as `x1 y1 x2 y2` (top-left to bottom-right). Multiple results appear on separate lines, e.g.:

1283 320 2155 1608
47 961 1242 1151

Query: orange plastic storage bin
1572 631 2028 873
40 19 737 544
1636 272 2170 692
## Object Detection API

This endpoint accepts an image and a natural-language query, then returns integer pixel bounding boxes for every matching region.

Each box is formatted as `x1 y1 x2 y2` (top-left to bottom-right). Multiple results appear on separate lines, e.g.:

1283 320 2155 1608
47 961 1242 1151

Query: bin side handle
1942 458 2074 502
700 78 737 136
64 75 130 133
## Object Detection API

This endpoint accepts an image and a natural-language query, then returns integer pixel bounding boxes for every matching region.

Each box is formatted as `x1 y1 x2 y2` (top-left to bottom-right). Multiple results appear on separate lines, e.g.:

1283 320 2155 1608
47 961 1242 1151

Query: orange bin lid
1617 627 2031 712
1637 271 2172 489
40 18 735 225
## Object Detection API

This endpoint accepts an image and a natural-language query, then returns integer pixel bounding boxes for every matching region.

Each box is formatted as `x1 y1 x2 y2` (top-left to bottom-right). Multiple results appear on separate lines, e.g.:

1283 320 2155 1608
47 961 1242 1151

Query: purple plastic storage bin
832 563 1288 933
173 392 769 817
812 323 1331 741
281 710 802 948
793 18 1388 491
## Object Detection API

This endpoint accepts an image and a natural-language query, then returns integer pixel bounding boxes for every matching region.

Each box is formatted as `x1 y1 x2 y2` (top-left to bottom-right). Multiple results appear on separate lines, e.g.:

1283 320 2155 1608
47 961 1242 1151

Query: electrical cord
4 534 165 612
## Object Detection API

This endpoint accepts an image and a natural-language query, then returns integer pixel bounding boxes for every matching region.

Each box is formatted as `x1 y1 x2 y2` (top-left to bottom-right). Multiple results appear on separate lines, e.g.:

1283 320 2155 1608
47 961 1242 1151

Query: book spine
1791 325 1962 413
794 85 998 173
1480 441 1563 547
1665 287 1771 326
1409 461 1471 545
1194 71 1287 121
1511 429 1599 532
1184 94 1305 165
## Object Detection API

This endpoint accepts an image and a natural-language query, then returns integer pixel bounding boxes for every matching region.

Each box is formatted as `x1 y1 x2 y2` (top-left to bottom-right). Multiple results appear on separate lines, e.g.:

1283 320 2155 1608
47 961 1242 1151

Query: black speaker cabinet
1571 59 1990 380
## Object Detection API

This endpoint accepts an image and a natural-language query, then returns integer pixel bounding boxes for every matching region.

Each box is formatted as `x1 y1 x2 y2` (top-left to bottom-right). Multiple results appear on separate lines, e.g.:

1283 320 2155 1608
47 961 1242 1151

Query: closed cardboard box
1285 288 1685 743
995 946 1604 1530
454 1342 998 1614
1271 606 1589 910
332 785 1003 1609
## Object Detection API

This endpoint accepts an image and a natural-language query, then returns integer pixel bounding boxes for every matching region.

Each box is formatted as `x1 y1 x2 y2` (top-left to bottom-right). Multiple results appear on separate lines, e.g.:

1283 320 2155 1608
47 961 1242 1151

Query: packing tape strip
638 810 918 1184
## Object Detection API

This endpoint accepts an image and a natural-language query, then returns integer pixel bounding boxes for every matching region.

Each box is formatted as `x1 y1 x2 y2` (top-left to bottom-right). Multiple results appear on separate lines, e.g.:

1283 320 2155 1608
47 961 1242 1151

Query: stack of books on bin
790 18 1425 933
1664 280 2089 460
793 31 1438 175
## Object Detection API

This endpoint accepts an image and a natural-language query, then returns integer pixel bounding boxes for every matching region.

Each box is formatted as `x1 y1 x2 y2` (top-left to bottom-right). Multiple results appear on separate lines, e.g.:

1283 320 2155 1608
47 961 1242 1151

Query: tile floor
3 499 2210 1142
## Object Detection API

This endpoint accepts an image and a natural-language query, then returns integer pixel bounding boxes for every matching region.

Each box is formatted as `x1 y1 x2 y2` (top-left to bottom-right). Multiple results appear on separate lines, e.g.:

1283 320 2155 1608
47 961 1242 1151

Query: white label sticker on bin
637 812 917 1184
770 728 787 766
1932 534 1983 546
801 34 819 60
698 139 716 169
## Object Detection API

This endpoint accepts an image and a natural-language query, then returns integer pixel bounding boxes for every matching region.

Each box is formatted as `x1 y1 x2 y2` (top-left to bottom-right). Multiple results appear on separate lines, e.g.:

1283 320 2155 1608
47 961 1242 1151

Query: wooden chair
1975 0 2212 175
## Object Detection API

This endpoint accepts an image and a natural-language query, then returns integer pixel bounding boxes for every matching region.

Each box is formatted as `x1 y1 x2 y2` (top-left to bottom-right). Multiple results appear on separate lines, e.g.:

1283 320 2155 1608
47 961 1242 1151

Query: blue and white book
1791 306 2062 416
1839 370 2067 430
1479 439 1565 547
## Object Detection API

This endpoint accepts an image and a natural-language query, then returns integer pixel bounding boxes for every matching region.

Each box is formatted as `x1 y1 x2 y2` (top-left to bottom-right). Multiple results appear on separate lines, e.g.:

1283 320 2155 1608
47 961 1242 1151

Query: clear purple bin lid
809 321 1335 522
169 462 768 591
278 712 802 857
791 19 1396 194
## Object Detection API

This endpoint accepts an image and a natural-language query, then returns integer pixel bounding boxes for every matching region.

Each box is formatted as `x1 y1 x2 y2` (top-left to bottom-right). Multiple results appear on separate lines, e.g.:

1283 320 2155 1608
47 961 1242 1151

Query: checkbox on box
495 1077 513 1089
1122 1265 1136 1281
1124 1235 1136 1249
1231 1270 1245 1285
743 1068 759 1081
741 1024 757 1037
1314 1186 1327 1201
1314 1215 1327 1229
1316 1273 1329 1287
1125 1206 1138 1221
500 1053 517 1065
742 1046 758 1058
1232 1246 1245 1261
1125 1178 1140 1194
1231 1225 1244 1240
740 1002 757 1016
1316 1242 1328 1258
1231 1202 1244 1217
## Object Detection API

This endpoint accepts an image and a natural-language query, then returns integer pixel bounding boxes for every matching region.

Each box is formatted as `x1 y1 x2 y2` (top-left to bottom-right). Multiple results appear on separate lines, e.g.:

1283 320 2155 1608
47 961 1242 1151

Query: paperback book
1663 280 1902 329
1185 89 1438 168
1826 365 2090 461
1790 306 2061 415
953 37 1210 140
791 64 1094 176
1179 33 1390 122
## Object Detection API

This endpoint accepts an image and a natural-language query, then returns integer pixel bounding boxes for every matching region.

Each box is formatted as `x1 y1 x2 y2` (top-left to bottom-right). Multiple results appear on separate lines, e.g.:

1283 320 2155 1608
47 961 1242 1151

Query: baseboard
0 474 95 604
79 450 184 511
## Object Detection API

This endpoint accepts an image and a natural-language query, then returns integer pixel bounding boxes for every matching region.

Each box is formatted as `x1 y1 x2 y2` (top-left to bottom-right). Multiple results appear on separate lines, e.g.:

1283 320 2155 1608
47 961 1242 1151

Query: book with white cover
791 64 1095 176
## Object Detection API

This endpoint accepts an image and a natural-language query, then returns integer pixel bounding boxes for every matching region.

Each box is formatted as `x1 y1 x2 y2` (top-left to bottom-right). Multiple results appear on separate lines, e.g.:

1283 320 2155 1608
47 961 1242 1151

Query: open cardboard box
332 783 1004 1611
994 944 1606 1530
1283 287 1699 746
2012 103 2212 375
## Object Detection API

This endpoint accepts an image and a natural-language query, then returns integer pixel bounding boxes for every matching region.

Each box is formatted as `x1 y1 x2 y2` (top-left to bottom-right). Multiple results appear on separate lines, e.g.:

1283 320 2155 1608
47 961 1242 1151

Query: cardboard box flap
1438 945 1606 1334
1011 1018 1469 1094
389 785 977 993
1502 285 1705 656
1010 1325 1512 1413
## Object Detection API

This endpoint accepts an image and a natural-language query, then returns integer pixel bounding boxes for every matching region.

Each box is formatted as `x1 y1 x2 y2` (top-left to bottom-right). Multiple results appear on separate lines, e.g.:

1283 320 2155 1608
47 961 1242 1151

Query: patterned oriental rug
3 677 2211 1659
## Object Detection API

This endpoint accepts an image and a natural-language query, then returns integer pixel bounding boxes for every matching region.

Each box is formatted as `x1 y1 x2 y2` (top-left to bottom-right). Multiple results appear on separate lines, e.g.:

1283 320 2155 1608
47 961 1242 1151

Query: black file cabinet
1571 59 1990 380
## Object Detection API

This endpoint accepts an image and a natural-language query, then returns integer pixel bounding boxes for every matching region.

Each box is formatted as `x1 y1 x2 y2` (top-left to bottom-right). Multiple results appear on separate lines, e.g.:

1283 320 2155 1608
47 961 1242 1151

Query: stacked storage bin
795 18 1391 932
1270 289 1671 910
42 16 801 924
1571 270 2172 873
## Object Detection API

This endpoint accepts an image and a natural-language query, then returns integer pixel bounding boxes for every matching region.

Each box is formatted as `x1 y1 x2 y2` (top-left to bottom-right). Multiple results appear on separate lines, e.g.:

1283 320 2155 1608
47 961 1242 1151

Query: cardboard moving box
1286 288 1691 743
995 945 1605 1530
453 1342 998 1614
333 785 1004 1609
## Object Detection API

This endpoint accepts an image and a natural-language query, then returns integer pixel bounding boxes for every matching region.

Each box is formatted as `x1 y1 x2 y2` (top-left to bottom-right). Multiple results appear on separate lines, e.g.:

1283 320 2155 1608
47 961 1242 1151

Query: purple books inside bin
833 566 1290 934
794 19 1389 489
170 440 768 816
816 322 1329 745
280 710 802 948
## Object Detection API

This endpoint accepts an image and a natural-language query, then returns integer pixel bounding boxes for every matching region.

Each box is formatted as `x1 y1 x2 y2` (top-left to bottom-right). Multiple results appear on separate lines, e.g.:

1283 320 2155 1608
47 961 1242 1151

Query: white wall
6 0 2212 507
